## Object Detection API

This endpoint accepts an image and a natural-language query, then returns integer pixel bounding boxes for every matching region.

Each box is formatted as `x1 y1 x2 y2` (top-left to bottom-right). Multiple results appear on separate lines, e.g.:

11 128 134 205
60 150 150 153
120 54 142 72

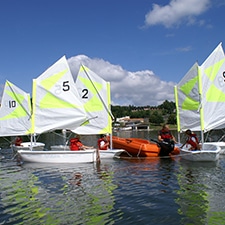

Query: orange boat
112 136 180 157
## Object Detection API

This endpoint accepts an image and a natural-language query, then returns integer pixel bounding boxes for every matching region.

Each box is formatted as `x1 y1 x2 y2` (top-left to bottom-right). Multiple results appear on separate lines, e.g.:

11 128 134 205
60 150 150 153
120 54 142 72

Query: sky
0 0 225 106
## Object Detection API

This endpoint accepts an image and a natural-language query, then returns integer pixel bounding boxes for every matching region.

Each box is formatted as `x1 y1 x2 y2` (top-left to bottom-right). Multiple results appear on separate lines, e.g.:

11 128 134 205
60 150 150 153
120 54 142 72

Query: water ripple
1 153 225 224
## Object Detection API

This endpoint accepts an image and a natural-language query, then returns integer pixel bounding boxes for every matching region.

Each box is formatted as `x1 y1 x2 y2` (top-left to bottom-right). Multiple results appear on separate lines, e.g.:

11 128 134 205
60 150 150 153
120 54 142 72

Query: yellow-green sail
0 80 32 136
73 65 112 134
31 56 87 134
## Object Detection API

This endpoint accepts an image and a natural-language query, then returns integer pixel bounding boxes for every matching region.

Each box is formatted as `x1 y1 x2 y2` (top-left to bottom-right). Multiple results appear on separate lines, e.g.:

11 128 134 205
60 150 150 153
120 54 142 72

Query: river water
1 130 225 225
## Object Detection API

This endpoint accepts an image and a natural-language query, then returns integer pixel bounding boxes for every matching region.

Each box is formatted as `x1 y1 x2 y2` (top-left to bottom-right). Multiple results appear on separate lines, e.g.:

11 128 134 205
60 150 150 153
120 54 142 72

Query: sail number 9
218 71 225 87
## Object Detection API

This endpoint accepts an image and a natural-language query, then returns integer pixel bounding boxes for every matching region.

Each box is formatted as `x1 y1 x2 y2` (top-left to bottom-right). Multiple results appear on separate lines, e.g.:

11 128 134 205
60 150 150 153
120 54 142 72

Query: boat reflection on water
68 172 83 186
176 165 209 224
1 161 119 225
176 160 225 224
1 130 225 224
61 162 119 225
0 163 48 224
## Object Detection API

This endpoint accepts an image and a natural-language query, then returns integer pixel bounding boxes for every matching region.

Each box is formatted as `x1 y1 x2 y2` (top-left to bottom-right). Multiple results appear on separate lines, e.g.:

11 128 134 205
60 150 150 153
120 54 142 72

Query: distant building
115 116 150 130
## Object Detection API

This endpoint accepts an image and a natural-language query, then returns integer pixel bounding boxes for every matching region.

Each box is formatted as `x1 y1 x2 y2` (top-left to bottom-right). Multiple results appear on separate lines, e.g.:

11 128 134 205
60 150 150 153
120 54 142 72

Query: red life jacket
69 138 83 151
15 137 22 146
159 129 173 140
186 133 199 149
97 138 108 150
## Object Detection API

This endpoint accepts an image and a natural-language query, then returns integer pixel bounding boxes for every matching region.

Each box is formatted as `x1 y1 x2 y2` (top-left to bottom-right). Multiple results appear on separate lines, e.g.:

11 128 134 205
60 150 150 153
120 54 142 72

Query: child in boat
98 134 109 150
158 124 177 143
182 129 201 151
157 124 179 156
14 136 23 146
69 135 93 151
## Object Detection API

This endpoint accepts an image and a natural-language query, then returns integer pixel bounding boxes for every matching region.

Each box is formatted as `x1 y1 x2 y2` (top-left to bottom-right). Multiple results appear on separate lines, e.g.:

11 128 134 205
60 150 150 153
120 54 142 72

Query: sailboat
71 65 126 158
17 56 97 163
174 43 225 161
0 80 45 151
73 65 180 158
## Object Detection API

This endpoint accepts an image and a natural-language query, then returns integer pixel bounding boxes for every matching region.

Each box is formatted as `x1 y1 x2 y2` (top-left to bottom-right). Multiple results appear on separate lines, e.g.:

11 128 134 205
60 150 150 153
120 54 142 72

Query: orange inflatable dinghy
112 136 180 157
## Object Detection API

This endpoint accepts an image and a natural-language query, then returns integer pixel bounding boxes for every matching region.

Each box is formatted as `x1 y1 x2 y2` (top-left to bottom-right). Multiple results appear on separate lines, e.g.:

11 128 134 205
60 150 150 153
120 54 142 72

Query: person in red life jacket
69 135 93 151
157 124 179 156
183 129 200 151
158 124 177 143
14 136 23 146
97 134 109 150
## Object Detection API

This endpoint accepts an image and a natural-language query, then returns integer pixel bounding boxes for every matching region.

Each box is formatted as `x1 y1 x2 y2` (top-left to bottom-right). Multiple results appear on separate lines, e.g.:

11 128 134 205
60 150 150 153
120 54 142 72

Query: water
1 130 225 225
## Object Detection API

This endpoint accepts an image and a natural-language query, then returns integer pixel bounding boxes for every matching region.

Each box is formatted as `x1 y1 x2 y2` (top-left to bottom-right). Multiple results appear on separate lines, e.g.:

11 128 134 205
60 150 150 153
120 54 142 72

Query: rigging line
7 81 32 120
81 64 115 121
137 144 144 157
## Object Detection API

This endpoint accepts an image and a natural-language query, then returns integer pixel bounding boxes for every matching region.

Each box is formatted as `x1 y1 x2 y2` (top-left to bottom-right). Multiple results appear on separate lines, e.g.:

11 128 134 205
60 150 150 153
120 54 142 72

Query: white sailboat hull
18 150 96 163
99 149 126 158
180 143 221 161
50 145 126 158
204 142 225 154
13 142 45 151
50 145 70 151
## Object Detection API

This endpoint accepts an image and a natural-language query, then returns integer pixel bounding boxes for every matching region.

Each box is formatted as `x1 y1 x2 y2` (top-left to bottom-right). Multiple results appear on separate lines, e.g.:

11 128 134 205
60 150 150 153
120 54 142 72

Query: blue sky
0 0 225 106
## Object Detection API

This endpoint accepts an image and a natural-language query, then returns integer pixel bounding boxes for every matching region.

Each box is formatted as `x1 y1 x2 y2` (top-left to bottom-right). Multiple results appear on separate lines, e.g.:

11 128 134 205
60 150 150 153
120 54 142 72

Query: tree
149 111 164 125
158 100 175 114
167 113 177 125
111 102 176 126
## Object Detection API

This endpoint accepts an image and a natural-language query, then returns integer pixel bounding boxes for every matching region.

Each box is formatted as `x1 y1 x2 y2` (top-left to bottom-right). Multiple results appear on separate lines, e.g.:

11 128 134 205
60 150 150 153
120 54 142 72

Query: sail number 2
81 89 88 99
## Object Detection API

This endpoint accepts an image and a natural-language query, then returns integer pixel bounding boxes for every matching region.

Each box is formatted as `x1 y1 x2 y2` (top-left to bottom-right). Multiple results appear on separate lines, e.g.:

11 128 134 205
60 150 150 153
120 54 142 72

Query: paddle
180 143 186 148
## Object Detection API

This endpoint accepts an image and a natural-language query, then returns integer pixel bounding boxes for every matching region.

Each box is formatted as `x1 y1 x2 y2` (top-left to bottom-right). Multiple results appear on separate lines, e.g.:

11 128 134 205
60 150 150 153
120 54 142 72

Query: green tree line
111 100 176 126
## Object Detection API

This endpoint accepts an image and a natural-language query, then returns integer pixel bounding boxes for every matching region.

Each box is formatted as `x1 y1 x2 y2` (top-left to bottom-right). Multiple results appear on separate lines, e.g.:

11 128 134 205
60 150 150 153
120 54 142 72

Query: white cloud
145 0 210 28
68 55 176 106
176 46 192 52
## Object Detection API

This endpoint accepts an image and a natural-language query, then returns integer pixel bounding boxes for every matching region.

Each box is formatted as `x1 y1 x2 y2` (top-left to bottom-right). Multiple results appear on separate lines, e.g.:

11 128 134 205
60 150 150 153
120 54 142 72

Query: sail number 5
55 81 70 94
62 81 70 91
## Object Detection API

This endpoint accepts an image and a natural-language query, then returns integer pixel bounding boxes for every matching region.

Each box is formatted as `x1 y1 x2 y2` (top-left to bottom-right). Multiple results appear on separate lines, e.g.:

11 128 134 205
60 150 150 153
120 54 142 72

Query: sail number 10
5 100 16 108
